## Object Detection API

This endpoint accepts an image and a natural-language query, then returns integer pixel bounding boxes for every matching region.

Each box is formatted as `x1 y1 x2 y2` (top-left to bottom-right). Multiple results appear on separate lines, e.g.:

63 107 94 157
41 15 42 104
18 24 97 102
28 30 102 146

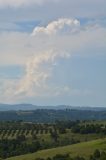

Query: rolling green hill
6 138 106 160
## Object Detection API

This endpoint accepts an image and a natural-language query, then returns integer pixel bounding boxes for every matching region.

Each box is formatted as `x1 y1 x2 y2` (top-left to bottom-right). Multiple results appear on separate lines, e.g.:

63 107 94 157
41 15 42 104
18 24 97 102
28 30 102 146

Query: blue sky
0 0 106 107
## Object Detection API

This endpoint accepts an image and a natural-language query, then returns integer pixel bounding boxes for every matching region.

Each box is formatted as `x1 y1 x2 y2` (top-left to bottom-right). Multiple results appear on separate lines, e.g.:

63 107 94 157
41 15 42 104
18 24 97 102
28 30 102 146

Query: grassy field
6 138 106 160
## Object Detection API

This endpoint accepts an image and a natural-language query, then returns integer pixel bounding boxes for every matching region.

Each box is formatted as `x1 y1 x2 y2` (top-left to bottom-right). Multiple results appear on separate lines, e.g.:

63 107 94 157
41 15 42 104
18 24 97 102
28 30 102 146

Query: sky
0 0 106 107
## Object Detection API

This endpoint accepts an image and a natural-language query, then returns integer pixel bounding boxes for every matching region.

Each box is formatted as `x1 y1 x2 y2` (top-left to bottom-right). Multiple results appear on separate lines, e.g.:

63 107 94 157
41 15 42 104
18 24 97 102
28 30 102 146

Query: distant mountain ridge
0 103 106 111
0 103 37 111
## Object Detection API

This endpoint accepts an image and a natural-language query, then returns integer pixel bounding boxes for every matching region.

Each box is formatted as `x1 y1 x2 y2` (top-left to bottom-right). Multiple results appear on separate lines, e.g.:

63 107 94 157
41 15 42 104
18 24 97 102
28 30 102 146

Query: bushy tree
100 151 106 160
89 155 96 160
93 149 100 158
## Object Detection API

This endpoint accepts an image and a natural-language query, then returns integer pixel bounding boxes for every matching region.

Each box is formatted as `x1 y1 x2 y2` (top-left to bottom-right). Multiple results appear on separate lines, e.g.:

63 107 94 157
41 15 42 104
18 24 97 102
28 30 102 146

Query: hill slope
6 138 106 160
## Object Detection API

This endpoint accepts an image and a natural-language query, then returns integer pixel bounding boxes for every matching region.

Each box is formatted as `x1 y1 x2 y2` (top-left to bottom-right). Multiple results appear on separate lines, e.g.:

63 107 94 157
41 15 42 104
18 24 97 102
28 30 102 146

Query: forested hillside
0 109 106 122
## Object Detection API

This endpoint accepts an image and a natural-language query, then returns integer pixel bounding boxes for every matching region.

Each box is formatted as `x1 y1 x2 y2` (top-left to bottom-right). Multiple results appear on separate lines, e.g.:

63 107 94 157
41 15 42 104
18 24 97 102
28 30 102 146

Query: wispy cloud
0 0 59 8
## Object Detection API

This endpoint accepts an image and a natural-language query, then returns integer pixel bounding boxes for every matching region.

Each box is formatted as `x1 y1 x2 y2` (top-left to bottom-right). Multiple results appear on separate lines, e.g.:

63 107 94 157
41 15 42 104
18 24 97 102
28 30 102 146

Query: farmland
0 120 106 159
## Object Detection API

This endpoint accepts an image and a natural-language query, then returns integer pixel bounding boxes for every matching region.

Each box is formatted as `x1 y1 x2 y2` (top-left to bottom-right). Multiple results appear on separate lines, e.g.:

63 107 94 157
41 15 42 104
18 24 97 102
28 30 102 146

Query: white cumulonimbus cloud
0 18 106 102
15 18 80 96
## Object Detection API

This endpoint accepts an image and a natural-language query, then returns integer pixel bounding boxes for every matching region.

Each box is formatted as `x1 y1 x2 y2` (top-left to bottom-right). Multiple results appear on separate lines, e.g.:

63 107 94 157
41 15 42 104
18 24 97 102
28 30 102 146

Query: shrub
93 149 100 158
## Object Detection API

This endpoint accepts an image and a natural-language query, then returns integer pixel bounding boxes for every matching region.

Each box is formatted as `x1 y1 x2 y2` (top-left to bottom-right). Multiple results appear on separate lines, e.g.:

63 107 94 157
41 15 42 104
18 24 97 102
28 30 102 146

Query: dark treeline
55 120 106 135
0 109 106 122
71 124 106 134
0 135 41 159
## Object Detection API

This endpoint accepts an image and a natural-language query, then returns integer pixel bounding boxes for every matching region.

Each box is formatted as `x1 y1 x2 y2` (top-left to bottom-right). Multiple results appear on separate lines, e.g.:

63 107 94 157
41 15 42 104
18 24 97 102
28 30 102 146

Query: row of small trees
0 121 56 130
0 128 57 139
